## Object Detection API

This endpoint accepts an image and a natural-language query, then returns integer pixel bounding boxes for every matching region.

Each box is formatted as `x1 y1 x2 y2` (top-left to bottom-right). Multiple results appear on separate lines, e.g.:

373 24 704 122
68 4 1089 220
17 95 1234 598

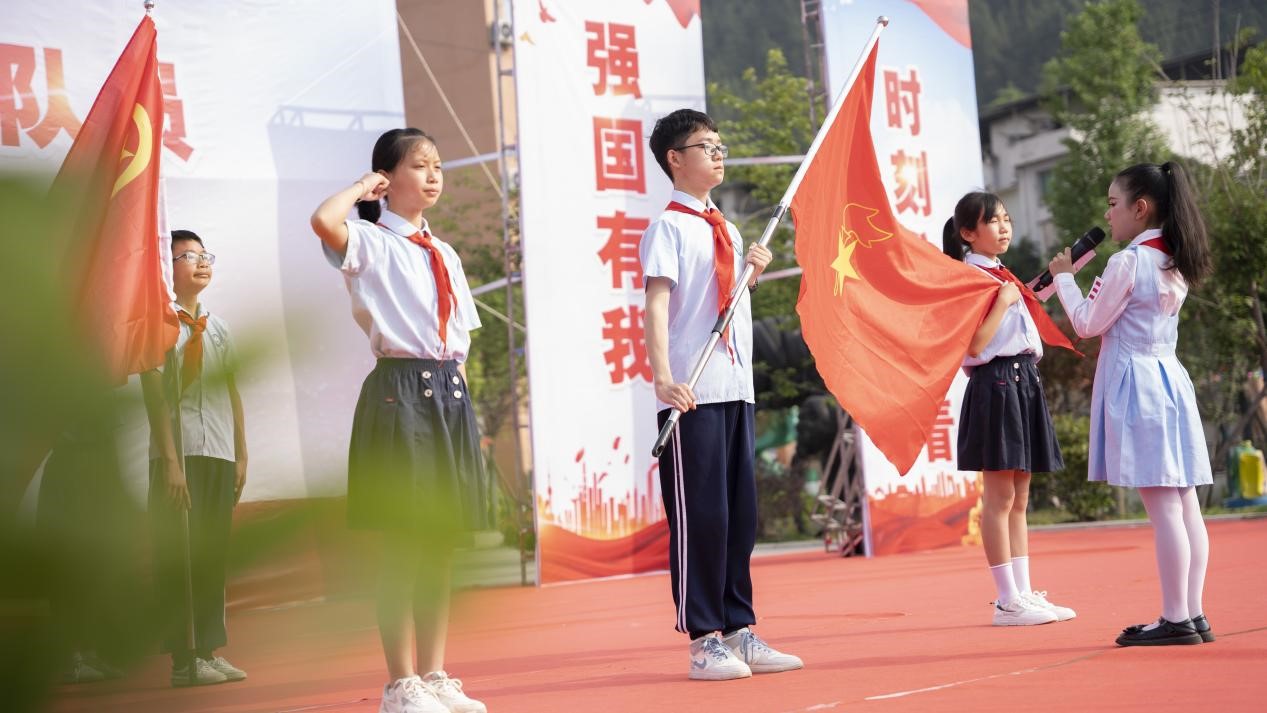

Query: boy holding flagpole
640 109 802 681
141 230 248 687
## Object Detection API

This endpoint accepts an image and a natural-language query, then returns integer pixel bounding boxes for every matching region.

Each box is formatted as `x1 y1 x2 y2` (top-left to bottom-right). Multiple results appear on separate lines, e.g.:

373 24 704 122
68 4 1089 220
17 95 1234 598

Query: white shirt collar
173 302 206 318
964 252 1002 268
377 208 430 237
669 189 716 213
1128 227 1163 248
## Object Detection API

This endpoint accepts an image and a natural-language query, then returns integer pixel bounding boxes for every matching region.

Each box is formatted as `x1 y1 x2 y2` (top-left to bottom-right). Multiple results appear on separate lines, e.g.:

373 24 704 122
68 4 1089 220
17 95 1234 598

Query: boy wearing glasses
140 229 248 687
639 109 801 681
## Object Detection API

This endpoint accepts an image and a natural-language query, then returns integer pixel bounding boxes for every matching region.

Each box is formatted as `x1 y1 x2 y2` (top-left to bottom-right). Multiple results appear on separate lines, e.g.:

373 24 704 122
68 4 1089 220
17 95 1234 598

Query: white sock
1179 486 1209 619
1139 487 1190 624
1011 556 1032 593
990 562 1021 605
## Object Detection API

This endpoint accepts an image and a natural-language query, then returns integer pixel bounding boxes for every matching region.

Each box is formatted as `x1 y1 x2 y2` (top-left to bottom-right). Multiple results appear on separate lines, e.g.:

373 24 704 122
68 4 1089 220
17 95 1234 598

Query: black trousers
657 402 757 635
149 456 236 656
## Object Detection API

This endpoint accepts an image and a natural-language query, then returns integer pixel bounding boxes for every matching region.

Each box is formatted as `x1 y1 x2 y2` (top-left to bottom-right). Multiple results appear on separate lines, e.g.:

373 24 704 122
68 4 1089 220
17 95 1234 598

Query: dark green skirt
347 358 489 534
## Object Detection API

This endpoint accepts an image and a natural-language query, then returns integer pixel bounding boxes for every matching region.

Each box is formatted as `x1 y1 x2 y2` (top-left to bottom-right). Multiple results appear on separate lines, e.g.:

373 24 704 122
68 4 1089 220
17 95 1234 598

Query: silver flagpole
651 15 889 458
147 0 194 676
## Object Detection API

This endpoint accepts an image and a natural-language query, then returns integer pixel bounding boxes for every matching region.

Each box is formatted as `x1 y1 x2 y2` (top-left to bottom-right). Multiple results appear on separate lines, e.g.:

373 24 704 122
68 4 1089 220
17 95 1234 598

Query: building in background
979 47 1253 251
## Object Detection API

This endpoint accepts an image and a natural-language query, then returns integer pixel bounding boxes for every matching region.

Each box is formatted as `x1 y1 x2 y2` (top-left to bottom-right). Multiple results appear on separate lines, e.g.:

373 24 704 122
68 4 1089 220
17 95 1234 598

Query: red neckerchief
664 201 737 358
379 222 455 349
1140 236 1172 255
177 310 208 391
979 264 1082 356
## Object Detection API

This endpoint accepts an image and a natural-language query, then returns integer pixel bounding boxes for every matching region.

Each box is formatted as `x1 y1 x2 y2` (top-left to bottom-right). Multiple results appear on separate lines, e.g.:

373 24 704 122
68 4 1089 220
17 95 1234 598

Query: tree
708 48 823 406
1177 36 1267 462
1040 0 1168 243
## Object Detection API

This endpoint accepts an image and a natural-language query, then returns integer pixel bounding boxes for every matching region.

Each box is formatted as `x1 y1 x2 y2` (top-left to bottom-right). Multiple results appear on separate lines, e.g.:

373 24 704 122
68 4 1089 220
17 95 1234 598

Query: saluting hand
356 172 390 202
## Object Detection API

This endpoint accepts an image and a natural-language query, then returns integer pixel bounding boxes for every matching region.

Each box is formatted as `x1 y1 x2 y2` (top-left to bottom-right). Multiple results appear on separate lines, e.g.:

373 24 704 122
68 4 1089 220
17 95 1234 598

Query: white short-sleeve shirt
961 253 1043 371
639 189 754 409
323 208 481 361
149 303 239 462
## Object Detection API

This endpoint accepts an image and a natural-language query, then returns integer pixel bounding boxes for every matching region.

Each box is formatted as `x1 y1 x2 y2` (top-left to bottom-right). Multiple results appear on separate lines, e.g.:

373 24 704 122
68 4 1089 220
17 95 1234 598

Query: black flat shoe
1192 614 1215 643
1115 618 1203 646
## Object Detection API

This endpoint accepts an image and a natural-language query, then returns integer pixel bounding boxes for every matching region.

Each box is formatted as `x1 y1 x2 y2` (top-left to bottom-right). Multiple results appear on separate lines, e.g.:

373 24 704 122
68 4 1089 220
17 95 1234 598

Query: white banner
512 0 704 583
822 0 985 555
3 0 405 503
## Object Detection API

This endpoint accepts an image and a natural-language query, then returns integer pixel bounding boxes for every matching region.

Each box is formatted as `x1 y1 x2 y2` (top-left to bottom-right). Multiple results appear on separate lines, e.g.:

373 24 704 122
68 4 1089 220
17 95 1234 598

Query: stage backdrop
821 0 986 555
3 0 405 504
512 0 705 584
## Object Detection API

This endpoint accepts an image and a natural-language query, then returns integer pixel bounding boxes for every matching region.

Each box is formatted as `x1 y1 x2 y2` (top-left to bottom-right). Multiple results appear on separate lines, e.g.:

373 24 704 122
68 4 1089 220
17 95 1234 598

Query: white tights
1137 486 1209 624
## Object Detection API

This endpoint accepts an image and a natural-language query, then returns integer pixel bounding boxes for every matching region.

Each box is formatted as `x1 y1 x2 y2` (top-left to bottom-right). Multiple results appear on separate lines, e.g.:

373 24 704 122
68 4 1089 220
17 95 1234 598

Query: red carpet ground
51 517 1267 712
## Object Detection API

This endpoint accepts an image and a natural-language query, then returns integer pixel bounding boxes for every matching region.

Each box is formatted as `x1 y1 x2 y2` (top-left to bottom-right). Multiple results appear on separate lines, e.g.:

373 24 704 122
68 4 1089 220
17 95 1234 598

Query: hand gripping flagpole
651 16 889 458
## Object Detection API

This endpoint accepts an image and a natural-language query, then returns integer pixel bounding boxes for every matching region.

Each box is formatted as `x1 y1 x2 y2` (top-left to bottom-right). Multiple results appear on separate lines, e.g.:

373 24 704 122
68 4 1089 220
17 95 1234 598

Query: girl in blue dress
1049 161 1214 646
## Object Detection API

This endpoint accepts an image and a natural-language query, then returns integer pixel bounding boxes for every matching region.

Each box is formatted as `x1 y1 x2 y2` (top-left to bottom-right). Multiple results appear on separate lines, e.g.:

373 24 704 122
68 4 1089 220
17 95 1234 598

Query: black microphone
1029 227 1106 292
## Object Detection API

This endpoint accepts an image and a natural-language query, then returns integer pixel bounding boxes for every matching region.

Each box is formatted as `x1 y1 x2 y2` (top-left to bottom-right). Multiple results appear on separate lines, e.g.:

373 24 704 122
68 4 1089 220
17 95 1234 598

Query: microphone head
1069 226 1107 260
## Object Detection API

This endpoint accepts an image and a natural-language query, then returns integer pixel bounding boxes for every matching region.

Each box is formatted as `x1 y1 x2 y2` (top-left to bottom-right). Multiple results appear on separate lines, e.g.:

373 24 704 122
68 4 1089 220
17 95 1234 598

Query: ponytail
1115 161 1212 287
357 197 382 223
1160 161 1212 287
942 217 966 259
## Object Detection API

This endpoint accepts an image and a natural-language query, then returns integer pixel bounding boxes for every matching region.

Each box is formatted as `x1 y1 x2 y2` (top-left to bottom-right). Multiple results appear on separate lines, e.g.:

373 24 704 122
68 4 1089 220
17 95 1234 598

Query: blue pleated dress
1085 241 1212 487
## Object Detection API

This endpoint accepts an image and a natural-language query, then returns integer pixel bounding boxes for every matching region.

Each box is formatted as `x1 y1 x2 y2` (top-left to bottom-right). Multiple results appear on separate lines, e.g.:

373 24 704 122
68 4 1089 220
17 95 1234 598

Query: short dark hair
942 192 1004 259
171 229 204 252
357 128 438 222
649 109 717 181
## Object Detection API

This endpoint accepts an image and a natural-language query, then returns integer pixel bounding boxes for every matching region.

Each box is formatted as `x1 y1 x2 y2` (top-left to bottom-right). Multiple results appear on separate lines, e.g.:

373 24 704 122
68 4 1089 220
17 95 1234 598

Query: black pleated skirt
347 358 489 534
957 354 1064 473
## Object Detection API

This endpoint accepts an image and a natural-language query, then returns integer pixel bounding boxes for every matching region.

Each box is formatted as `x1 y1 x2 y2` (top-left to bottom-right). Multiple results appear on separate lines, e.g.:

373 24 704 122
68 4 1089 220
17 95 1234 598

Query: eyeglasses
174 251 216 266
672 142 728 159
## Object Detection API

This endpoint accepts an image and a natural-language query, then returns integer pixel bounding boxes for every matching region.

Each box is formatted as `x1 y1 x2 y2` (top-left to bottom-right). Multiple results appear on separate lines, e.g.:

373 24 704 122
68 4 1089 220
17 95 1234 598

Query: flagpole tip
877 16 889 26
144 0 155 15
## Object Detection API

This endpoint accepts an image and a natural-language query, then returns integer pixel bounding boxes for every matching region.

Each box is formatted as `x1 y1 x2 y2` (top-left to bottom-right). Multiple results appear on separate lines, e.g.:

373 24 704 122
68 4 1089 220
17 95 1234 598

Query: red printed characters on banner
601 305 653 384
883 67 922 136
158 62 194 160
1 44 192 158
925 399 954 463
597 211 649 289
592 116 646 193
585 21 642 98
891 148 932 217
0 45 82 148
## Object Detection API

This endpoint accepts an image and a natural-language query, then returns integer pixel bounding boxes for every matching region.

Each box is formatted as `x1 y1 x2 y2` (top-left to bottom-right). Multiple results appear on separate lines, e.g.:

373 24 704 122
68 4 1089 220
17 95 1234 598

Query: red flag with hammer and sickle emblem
48 14 177 384
790 43 998 473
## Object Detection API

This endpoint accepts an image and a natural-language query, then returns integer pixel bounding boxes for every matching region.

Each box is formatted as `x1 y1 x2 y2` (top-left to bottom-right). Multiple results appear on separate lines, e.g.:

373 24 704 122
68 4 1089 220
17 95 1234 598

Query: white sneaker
688 632 752 681
1022 590 1076 621
422 671 486 713
171 658 228 687
992 598 1058 626
207 656 247 681
721 628 803 673
379 675 448 713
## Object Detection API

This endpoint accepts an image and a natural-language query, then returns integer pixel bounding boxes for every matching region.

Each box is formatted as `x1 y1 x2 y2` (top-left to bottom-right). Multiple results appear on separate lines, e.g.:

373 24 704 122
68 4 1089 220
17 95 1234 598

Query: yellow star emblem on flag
830 203 894 296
